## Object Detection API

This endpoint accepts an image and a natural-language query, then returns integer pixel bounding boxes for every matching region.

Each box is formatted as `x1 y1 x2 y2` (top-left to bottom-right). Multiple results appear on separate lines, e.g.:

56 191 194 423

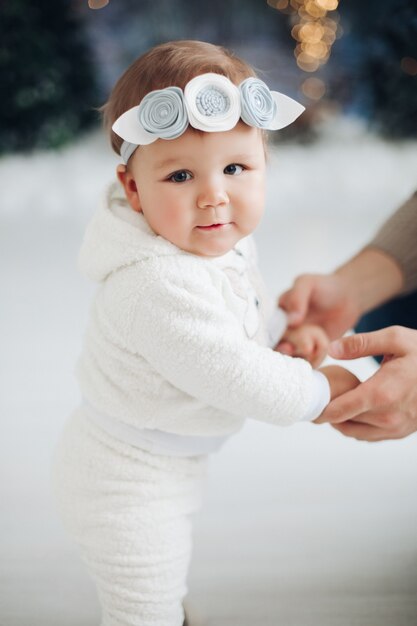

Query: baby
53 40 358 626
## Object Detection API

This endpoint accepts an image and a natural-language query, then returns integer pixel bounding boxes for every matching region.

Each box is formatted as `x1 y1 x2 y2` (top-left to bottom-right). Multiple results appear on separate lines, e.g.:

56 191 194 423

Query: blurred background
2 0 417 152
1 1 417 625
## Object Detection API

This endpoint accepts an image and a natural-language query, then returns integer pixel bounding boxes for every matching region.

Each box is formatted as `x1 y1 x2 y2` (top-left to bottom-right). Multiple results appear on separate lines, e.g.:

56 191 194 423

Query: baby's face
126 122 266 257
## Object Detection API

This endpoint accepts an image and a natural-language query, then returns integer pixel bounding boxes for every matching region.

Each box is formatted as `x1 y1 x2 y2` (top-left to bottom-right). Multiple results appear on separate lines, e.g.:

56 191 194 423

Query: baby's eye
224 163 244 176
169 170 192 183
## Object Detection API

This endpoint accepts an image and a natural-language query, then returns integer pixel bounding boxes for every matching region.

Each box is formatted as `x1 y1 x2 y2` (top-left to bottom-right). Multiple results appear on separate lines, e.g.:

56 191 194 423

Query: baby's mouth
196 223 231 230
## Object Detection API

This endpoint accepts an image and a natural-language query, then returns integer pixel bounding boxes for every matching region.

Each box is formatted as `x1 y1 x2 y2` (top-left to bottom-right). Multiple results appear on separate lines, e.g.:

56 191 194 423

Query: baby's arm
317 365 360 419
120 257 332 426
276 323 329 368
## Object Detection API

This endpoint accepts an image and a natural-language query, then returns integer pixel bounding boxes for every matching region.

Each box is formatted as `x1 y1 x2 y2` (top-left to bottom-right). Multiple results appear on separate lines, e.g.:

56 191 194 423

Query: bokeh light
401 56 417 76
315 0 338 11
268 0 341 91
301 76 326 99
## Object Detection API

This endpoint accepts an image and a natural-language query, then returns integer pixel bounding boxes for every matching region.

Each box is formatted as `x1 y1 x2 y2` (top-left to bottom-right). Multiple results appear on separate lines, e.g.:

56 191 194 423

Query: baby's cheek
161 205 186 230
162 206 179 224
246 186 265 223
243 203 264 234
160 207 194 247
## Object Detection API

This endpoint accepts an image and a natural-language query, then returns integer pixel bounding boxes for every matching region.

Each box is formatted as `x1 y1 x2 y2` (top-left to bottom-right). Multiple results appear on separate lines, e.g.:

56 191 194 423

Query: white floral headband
112 73 305 163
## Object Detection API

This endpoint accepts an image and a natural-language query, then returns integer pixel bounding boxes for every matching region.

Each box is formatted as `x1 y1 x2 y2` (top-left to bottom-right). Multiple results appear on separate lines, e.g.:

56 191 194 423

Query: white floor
2 119 417 625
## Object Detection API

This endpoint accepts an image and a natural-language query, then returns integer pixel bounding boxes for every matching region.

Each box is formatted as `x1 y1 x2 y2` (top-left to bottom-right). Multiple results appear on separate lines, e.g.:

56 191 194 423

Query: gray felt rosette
138 87 188 140
239 78 277 129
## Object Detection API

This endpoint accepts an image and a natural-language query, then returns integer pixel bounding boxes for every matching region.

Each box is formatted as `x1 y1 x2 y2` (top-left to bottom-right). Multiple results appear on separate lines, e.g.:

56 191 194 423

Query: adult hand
315 326 417 441
278 249 404 348
278 273 361 341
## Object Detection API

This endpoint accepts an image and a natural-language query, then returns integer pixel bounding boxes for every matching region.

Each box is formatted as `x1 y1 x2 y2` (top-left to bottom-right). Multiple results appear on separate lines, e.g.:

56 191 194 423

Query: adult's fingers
278 275 316 326
329 326 410 360
315 382 372 424
340 407 414 438
331 421 388 442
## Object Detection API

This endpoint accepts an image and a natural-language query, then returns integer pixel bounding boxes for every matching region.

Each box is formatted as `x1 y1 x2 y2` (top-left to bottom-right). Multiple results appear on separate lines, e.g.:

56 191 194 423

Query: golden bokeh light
304 1 327 18
301 76 327 99
267 0 289 9
297 57 321 72
268 0 342 77
322 28 336 45
322 15 338 28
315 0 338 10
299 22 325 43
291 24 302 41
301 41 329 59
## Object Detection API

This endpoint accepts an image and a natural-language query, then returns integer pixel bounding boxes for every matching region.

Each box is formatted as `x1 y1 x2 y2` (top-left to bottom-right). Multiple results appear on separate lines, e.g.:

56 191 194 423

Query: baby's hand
319 364 360 406
275 324 329 368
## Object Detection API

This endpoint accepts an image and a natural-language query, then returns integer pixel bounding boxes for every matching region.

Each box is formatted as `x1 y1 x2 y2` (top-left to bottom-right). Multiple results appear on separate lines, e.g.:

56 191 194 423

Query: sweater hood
78 181 183 282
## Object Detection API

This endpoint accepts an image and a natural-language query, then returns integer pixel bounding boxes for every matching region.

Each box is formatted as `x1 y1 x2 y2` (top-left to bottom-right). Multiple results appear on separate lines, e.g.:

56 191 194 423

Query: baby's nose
197 182 229 209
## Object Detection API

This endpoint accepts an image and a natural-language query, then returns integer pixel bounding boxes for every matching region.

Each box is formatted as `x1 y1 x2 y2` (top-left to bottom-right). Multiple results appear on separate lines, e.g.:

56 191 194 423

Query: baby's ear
116 165 142 212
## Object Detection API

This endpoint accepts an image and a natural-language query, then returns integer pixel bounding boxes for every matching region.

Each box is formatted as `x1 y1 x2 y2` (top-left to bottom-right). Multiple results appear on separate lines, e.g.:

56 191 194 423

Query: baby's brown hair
102 40 258 157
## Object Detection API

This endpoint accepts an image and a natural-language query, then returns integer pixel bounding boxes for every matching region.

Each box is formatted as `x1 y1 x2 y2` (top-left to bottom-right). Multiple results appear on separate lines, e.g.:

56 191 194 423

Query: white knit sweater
76 183 329 441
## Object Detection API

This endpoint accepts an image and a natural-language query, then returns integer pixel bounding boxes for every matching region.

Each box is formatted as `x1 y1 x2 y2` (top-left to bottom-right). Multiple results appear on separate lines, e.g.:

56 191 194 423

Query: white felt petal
112 106 156 145
269 92 305 130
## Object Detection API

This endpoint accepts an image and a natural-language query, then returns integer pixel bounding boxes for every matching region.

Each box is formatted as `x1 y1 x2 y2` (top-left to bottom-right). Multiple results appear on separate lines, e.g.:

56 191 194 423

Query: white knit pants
52 408 207 626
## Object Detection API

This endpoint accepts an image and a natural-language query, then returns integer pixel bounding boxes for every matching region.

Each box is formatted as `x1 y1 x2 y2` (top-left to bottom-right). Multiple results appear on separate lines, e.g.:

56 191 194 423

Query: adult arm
369 191 417 294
